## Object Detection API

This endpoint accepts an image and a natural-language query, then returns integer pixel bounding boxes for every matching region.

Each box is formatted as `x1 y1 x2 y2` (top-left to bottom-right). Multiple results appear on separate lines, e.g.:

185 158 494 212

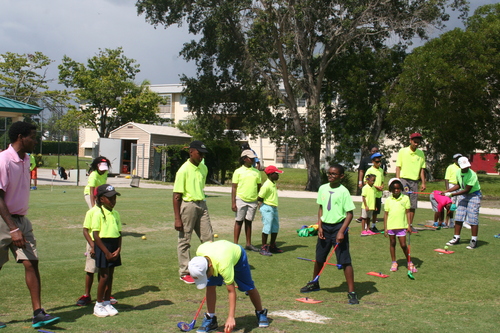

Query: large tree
58 47 164 138
387 3 500 176
137 0 468 191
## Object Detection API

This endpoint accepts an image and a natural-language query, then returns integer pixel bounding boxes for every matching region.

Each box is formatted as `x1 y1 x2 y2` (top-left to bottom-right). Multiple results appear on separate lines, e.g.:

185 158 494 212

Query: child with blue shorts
189 240 269 332
299 164 359 305
257 165 283 256
384 178 416 273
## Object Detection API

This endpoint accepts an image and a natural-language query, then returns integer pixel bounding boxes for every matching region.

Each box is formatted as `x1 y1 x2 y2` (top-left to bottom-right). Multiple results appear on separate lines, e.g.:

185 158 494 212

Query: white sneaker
463 221 471 229
94 303 109 317
104 304 119 316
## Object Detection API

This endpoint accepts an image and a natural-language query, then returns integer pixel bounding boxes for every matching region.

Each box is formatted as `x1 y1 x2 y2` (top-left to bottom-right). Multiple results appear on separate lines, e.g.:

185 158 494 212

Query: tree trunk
304 148 322 192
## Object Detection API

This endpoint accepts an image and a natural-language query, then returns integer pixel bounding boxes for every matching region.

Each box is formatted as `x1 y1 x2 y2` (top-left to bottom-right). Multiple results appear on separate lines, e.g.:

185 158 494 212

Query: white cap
453 153 462 159
457 156 471 169
388 178 401 187
98 162 108 171
241 149 257 158
188 256 208 289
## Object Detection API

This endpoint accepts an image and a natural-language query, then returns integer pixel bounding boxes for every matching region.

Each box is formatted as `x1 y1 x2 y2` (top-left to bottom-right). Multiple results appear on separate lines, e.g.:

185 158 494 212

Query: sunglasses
373 160 381 163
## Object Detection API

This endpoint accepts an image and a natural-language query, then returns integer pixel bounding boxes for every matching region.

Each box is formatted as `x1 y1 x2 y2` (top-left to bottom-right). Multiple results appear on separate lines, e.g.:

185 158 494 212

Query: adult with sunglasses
395 133 426 231
364 153 385 232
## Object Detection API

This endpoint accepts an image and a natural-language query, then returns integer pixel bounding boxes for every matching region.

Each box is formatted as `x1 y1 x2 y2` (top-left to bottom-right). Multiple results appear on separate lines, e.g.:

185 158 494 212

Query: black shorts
374 197 382 214
95 238 122 268
315 222 351 266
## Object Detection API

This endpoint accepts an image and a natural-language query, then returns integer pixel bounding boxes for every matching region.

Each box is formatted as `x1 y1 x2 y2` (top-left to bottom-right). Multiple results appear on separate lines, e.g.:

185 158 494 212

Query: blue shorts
206 245 255 292
315 222 351 266
455 191 482 225
260 204 279 234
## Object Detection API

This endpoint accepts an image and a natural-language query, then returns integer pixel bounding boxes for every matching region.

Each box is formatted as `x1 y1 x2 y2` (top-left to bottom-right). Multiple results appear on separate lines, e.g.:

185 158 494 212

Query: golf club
405 191 432 195
177 296 206 332
297 257 342 269
407 226 415 280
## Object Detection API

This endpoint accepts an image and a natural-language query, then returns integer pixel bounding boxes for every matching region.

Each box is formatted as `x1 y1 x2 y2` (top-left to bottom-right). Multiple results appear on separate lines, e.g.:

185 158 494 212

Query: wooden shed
109 122 192 179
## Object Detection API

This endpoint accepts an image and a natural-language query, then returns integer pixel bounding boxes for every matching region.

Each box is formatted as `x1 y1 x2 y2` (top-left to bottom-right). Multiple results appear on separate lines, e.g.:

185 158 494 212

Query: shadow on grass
121 231 145 238
220 314 273 333
113 285 161 299
323 281 378 300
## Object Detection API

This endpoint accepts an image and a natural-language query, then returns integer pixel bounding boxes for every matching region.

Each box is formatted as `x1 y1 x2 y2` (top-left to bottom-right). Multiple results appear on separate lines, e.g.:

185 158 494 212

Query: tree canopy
387 3 500 175
58 47 164 138
137 0 468 190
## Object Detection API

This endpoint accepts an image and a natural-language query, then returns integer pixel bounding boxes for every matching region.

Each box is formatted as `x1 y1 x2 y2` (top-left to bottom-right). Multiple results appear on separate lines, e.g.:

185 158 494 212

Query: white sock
471 236 478 241
103 301 110 306
208 313 215 318
371 223 376 228
96 301 103 306
454 235 460 239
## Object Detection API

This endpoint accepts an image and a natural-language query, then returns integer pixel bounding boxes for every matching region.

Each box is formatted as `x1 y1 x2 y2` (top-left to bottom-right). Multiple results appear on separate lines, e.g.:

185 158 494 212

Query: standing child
365 153 385 232
361 174 377 236
232 150 262 251
257 165 283 256
383 178 417 273
84 156 111 208
188 240 269 333
92 184 122 317
75 206 118 306
300 164 359 305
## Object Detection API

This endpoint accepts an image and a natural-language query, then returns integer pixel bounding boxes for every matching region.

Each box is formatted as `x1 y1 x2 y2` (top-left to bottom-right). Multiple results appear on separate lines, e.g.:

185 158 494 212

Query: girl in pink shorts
383 178 417 273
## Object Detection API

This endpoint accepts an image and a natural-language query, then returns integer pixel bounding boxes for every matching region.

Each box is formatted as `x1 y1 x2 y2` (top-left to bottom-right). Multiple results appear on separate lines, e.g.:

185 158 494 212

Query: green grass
1 185 499 332
38 155 92 170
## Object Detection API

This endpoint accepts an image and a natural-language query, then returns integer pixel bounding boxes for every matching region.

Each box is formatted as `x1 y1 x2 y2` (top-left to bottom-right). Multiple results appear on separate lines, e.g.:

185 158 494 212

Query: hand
317 227 325 240
444 192 453 197
10 229 26 248
336 231 345 244
174 218 184 232
90 247 95 258
225 317 236 333
420 184 426 191
231 203 237 212
384 229 388 238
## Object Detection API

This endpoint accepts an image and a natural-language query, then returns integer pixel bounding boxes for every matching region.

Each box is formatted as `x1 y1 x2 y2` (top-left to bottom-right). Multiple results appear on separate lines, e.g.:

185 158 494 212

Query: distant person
443 157 482 250
300 164 359 305
364 152 385 232
241 143 261 170
92 184 122 317
429 190 456 229
356 145 386 222
188 240 269 332
257 165 284 256
232 149 262 252
383 178 416 273
29 153 38 190
84 156 111 208
173 141 214 284
361 174 377 236
0 121 60 328
444 154 462 228
395 133 426 231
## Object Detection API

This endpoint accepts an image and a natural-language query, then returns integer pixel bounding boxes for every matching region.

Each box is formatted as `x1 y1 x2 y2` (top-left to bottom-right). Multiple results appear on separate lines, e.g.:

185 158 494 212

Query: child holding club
188 240 269 332
429 190 456 229
361 174 377 236
383 178 417 273
299 164 359 305
92 184 122 318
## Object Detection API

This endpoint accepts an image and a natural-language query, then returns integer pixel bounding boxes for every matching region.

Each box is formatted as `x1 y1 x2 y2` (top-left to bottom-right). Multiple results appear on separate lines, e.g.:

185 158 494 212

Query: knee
235 220 243 226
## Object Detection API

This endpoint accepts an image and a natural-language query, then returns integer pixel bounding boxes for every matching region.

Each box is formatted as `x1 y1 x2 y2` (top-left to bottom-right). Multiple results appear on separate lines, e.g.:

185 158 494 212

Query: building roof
0 96 43 115
111 122 192 138
148 84 185 94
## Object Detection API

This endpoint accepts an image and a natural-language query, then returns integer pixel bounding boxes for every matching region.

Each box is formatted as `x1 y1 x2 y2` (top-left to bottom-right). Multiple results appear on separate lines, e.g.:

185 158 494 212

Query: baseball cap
264 165 283 175
96 184 121 198
457 156 471 169
241 149 257 158
453 153 463 159
410 133 422 139
189 141 208 153
188 256 209 290
388 178 401 187
371 152 382 160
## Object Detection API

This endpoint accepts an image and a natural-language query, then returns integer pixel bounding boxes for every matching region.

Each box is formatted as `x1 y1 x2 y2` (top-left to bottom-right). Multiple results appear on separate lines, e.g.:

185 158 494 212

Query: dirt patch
269 310 332 324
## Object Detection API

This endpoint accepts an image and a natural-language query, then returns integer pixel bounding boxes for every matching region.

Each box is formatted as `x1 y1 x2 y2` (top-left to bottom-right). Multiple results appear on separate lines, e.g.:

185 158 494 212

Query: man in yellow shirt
396 133 426 229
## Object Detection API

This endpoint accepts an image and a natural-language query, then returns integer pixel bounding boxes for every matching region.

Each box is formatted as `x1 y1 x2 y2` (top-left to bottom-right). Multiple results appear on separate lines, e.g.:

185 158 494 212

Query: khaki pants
177 201 213 276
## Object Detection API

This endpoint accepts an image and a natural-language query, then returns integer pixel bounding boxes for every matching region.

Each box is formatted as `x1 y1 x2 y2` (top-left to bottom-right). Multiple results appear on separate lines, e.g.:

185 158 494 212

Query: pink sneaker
361 230 371 236
180 275 195 284
408 262 418 273
367 230 377 235
390 262 398 272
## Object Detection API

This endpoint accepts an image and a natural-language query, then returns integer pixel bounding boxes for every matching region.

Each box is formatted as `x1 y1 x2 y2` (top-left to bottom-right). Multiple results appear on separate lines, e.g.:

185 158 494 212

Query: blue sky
0 0 498 88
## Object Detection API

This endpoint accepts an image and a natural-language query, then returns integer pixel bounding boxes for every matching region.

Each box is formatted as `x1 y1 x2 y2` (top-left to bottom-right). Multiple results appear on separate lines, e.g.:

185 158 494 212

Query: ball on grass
214 234 218 238
444 245 449 250
141 235 147 240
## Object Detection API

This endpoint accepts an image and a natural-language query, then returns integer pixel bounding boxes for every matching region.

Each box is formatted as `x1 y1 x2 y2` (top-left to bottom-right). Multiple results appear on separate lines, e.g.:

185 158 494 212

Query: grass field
0 185 498 332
